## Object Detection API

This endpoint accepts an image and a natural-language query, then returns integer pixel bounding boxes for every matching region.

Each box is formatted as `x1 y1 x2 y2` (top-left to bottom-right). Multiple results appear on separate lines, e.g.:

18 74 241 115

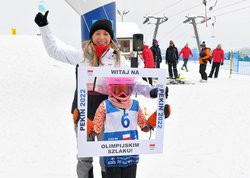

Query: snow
1 36 250 178
117 22 142 38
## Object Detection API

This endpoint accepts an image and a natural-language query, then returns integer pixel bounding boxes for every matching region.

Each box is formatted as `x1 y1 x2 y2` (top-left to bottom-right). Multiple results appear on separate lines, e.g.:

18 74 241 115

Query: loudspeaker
133 34 144 51
131 57 138 68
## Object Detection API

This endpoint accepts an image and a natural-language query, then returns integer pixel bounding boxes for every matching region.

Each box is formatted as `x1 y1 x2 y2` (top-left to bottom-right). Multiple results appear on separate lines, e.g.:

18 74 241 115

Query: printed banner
65 0 115 15
77 66 167 157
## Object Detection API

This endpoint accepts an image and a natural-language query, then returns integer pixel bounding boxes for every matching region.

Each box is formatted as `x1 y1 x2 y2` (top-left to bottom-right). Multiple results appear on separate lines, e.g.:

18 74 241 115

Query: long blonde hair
82 40 121 67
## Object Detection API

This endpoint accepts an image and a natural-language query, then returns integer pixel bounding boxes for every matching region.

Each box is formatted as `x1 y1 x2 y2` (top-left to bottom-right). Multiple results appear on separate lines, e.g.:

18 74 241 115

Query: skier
208 44 224 78
165 40 179 79
87 77 171 178
178 43 193 72
34 11 168 178
198 42 211 82
150 39 162 68
142 44 155 85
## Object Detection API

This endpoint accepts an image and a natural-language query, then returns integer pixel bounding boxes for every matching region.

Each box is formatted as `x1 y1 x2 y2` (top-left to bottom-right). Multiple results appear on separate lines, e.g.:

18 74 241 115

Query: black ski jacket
165 46 178 63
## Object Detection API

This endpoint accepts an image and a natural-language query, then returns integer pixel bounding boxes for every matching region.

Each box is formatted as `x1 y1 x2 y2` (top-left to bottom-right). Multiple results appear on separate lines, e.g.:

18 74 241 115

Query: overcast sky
1 0 250 50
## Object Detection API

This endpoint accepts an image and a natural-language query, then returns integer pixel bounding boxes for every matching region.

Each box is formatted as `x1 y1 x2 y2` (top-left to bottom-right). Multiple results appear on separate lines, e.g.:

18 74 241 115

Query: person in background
178 43 193 72
198 42 211 83
142 44 155 85
150 39 162 68
165 40 179 79
34 11 163 178
208 44 224 78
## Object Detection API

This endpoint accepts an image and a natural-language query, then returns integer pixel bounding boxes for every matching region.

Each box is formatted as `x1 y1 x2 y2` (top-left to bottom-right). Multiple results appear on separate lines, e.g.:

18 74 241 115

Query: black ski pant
209 62 221 78
155 61 161 68
168 61 178 78
199 64 207 80
72 90 108 178
105 164 137 178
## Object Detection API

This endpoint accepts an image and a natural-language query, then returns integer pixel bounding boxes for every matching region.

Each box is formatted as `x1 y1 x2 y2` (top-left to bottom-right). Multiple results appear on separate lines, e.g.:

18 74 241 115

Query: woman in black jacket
150 39 162 68
165 40 179 79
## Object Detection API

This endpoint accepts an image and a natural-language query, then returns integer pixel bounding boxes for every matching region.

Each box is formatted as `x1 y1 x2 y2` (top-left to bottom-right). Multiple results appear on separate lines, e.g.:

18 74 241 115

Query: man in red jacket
208 44 224 78
178 43 193 72
142 44 155 85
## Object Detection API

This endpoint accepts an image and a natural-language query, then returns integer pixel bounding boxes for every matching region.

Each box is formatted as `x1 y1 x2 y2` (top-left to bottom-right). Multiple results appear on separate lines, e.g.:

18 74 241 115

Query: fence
161 49 250 76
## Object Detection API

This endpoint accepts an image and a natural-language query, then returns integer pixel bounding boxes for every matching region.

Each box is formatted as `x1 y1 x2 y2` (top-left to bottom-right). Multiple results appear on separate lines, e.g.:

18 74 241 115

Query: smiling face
91 29 111 46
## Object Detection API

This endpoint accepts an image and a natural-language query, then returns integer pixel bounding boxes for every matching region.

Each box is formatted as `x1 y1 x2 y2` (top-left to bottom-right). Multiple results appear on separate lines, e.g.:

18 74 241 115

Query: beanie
89 19 114 40
200 43 206 47
152 39 158 45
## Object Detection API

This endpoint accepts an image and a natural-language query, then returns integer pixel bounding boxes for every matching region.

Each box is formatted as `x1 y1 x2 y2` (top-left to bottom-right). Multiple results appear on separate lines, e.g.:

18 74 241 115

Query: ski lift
209 0 218 11
117 9 130 22
202 0 208 27
211 16 216 38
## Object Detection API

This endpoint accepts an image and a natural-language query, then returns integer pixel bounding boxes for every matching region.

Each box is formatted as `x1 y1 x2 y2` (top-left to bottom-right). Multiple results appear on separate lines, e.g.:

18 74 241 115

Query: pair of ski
166 77 195 85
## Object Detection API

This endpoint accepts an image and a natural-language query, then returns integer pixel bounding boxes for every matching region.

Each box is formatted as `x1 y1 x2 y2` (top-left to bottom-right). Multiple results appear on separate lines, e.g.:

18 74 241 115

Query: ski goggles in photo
110 84 134 98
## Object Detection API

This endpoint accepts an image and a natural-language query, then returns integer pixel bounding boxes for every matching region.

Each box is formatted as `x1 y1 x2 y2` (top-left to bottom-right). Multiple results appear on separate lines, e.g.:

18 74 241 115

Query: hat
200 43 206 47
89 19 114 39
153 39 158 44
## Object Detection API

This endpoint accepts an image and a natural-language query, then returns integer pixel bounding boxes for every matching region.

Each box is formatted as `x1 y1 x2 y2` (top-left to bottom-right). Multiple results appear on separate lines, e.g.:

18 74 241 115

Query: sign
64 0 116 42
11 28 16 35
64 0 115 15
77 66 167 157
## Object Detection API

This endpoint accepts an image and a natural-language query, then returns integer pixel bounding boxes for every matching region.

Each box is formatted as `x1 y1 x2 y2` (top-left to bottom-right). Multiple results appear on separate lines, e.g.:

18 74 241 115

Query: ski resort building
116 22 142 58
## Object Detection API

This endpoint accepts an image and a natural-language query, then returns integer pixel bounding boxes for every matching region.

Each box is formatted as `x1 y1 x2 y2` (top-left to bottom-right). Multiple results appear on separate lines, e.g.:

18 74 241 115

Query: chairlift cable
211 0 248 12
215 5 250 17
152 0 184 15
168 0 212 18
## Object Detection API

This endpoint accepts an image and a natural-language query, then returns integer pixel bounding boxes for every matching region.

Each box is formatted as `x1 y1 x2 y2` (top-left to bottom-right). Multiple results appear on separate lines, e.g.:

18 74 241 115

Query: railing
161 49 250 76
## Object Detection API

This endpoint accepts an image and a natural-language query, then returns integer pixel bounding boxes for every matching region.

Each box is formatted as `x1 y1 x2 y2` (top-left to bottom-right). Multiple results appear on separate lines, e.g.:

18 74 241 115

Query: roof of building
116 22 142 39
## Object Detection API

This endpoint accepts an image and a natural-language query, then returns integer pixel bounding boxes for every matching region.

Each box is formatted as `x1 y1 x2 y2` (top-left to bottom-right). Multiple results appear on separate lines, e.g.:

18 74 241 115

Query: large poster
77 66 167 157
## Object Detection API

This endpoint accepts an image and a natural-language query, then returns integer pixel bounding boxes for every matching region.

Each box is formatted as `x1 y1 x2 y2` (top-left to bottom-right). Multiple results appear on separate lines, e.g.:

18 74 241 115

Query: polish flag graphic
149 144 155 150
87 70 93 76
122 134 131 140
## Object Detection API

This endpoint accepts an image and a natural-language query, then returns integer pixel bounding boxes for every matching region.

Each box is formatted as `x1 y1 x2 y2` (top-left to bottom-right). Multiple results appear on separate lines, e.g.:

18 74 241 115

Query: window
117 40 130 53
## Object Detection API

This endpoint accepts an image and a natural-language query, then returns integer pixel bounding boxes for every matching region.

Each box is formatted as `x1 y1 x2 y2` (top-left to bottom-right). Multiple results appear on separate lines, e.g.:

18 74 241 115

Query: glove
202 59 207 63
87 118 94 134
147 104 171 128
164 104 171 118
208 58 212 64
73 108 79 123
147 112 156 128
165 86 169 99
150 86 169 99
150 88 158 98
34 10 49 27
221 63 224 66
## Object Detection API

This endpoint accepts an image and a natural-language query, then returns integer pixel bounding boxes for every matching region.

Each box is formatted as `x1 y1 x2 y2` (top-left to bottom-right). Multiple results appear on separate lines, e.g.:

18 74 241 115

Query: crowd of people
142 39 225 82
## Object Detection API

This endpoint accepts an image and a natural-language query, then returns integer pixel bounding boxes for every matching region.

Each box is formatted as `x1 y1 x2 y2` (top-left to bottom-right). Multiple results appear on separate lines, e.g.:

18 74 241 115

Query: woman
178 43 193 72
34 11 159 178
142 44 155 85
165 40 179 79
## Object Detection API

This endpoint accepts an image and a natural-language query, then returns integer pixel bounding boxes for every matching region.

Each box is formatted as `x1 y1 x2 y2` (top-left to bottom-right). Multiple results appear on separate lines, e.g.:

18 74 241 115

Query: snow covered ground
1 36 250 178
